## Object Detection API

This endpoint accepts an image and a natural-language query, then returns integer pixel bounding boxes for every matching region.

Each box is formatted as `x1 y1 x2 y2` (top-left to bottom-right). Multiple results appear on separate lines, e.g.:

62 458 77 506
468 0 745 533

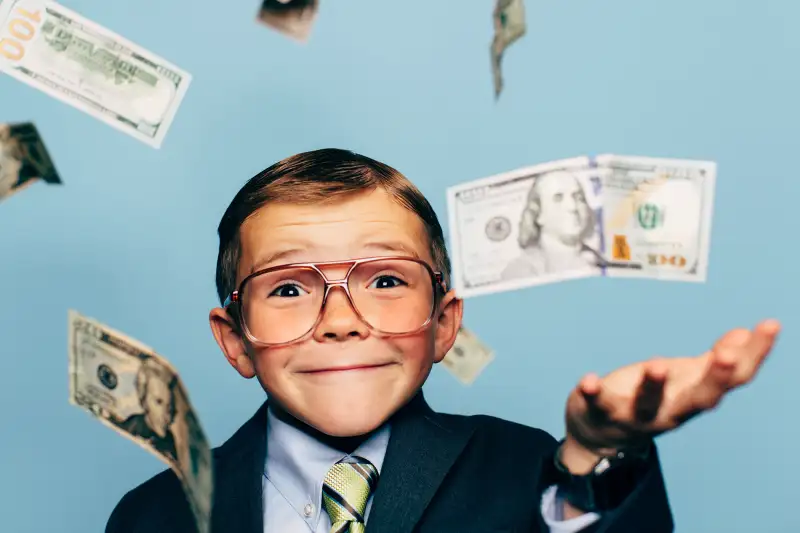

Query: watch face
594 444 652 475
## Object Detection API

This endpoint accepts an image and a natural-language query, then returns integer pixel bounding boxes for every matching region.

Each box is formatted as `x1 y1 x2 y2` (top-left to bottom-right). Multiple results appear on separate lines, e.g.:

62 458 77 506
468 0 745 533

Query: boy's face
209 188 462 437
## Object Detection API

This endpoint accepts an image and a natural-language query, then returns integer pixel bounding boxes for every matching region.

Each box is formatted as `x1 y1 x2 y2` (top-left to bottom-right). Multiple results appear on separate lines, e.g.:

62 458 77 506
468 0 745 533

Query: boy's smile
209 187 462 437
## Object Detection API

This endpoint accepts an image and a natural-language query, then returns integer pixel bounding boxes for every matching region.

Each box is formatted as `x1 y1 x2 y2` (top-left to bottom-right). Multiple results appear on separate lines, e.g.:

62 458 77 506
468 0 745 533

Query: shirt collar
264 404 391 526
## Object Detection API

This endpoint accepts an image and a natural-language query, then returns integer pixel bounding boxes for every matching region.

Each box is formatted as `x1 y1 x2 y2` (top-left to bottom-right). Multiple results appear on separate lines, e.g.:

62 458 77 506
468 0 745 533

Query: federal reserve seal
485 216 511 242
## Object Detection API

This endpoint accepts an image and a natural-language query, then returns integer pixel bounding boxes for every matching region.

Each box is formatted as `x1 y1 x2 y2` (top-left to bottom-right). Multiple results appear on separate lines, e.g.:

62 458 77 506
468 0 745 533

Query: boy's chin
300 398 404 438
314 419 384 438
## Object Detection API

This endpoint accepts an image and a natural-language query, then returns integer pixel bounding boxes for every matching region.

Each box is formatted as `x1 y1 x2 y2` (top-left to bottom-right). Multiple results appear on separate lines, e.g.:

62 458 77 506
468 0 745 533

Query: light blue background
1 0 797 531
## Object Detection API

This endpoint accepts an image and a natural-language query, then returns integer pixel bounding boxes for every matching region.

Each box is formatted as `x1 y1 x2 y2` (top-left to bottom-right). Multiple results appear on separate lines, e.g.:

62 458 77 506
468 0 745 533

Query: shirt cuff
540 485 601 533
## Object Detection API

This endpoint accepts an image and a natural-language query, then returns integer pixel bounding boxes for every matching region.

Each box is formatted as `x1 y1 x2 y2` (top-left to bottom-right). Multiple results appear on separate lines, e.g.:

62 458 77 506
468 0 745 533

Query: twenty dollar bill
0 0 192 148
447 155 716 298
68 310 212 533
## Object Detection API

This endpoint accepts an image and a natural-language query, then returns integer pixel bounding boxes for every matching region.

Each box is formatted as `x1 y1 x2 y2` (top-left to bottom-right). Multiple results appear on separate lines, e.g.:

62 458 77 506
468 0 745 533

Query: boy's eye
369 275 407 289
268 284 308 298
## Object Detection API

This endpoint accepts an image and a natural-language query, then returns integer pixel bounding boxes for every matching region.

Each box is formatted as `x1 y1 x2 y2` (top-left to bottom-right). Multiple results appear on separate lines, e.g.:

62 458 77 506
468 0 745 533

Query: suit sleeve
587 444 674 532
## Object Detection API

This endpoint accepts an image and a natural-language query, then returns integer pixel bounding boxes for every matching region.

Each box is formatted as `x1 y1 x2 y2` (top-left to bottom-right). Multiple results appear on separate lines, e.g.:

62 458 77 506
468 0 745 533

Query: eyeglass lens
239 258 435 344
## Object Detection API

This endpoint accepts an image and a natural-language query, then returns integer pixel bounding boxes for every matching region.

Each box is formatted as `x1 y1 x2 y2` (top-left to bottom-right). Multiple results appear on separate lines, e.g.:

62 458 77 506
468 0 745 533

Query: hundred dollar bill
257 0 319 42
441 327 495 386
0 121 60 201
68 310 212 533
446 155 716 298
0 0 192 149
491 0 526 98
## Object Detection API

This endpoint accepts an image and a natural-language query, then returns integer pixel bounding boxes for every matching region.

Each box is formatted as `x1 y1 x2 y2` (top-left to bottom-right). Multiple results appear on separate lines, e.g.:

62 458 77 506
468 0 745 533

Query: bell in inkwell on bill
595 154 716 284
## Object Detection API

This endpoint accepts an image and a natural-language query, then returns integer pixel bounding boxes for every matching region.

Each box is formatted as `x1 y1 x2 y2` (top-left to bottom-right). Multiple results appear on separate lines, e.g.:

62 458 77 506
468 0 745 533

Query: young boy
106 149 779 533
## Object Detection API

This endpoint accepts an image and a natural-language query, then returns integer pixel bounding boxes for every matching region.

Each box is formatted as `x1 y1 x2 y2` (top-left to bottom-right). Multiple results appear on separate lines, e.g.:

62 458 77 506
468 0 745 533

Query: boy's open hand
563 320 781 461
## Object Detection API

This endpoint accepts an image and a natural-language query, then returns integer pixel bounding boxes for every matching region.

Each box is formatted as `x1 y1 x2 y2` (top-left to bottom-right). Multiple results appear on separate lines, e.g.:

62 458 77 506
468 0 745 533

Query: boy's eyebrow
362 241 422 259
249 248 308 273
249 241 423 274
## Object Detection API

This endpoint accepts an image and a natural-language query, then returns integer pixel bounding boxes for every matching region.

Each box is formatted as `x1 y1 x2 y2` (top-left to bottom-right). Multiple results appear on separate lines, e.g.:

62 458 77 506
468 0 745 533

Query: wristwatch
548 439 652 513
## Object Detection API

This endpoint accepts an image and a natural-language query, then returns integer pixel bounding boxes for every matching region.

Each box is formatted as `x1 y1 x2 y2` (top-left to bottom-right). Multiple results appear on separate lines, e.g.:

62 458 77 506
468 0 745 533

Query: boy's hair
215 148 451 305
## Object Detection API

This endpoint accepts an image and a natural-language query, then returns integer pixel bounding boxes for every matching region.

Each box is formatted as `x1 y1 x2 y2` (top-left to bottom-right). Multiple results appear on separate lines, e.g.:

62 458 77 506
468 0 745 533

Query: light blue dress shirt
262 406 600 532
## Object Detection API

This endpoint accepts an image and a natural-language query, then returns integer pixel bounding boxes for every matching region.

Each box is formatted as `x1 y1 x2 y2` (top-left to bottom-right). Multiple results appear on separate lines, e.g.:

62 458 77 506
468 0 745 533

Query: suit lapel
367 392 475 533
209 401 268 533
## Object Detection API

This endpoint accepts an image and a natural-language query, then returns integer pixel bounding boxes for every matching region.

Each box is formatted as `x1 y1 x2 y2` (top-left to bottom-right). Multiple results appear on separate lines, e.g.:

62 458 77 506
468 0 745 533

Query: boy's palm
565 320 780 452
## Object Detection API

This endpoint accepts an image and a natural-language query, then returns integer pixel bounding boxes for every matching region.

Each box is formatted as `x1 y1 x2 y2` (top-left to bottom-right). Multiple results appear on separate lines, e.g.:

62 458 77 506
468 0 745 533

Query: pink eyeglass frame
223 256 448 347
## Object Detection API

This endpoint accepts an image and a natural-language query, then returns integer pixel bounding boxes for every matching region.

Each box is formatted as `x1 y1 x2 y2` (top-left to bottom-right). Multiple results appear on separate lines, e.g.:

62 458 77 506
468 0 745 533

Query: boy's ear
209 307 256 378
433 289 463 364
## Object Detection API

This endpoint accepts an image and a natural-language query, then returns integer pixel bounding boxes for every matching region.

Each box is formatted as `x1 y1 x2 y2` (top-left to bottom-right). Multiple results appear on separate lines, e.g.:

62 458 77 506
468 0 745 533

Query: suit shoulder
476 413 559 447
105 466 183 532
106 446 225 532
440 411 558 450
106 403 268 532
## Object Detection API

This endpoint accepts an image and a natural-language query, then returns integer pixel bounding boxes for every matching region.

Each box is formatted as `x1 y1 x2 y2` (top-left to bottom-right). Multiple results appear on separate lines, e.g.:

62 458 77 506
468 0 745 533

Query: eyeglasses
224 256 447 346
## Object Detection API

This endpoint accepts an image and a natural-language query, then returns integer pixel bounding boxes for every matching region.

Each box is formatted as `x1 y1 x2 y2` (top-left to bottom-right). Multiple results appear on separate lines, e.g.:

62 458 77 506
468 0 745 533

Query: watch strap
551 439 652 513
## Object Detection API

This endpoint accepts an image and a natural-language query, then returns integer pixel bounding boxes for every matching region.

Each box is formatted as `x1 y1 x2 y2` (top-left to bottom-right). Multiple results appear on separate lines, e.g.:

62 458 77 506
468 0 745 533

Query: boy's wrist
559 435 613 475
549 436 652 514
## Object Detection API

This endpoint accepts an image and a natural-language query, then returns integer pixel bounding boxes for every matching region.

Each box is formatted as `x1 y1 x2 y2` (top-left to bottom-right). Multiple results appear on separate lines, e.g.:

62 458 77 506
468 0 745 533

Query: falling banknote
0 0 192 148
68 310 212 533
0 121 60 202
257 0 319 42
441 327 495 386
490 0 526 98
446 154 716 298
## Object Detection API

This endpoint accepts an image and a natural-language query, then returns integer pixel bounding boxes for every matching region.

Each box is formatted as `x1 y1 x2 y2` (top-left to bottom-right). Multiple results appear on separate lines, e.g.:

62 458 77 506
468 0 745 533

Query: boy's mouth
300 362 393 374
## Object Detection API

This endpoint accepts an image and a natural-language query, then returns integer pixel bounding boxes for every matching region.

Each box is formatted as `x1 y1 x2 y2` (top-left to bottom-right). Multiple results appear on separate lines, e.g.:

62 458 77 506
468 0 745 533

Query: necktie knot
322 456 379 532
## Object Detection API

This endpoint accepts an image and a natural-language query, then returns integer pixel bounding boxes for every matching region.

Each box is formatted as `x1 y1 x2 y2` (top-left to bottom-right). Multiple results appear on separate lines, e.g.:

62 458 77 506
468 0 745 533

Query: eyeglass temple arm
223 292 237 308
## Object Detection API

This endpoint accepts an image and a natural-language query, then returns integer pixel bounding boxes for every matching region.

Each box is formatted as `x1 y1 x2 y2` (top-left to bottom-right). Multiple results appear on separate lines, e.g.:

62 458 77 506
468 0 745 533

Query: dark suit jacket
106 392 674 532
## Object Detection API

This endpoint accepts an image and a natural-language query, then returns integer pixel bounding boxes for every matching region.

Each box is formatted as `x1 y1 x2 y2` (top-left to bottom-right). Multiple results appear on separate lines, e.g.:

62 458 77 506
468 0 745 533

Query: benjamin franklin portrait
501 170 606 281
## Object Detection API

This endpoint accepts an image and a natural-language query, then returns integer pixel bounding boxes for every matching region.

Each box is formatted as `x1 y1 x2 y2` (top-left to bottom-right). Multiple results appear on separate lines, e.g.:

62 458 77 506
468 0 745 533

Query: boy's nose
313 287 369 342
